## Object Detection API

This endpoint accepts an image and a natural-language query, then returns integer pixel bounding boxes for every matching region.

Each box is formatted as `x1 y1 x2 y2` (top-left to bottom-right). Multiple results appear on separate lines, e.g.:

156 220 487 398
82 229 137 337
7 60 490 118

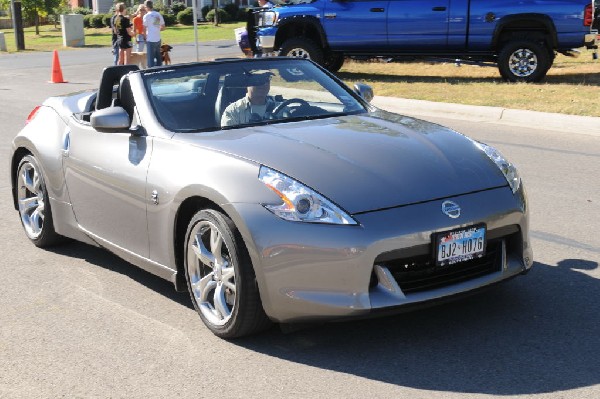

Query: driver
221 72 279 127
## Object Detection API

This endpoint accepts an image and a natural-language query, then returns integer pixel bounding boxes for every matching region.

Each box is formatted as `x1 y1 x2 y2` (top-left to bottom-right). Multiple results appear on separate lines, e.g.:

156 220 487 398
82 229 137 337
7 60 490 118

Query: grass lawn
1 22 245 52
339 51 600 117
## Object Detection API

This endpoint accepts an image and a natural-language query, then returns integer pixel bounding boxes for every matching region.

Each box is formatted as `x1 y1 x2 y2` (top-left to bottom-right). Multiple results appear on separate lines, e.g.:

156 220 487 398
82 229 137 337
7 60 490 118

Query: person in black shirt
113 3 134 65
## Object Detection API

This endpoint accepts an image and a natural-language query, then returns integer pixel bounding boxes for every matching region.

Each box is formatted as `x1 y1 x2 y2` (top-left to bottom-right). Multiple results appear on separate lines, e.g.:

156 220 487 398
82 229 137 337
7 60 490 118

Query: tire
279 37 324 65
184 209 271 338
497 40 551 82
323 52 345 73
16 155 63 248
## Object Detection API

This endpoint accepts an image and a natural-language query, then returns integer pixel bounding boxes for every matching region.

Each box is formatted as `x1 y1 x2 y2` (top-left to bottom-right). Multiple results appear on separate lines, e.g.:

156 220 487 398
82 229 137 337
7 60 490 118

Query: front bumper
229 186 532 323
256 28 277 52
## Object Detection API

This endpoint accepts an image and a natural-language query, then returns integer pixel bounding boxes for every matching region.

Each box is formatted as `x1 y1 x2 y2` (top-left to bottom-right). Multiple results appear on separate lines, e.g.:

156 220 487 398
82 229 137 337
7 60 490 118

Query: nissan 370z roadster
10 58 532 338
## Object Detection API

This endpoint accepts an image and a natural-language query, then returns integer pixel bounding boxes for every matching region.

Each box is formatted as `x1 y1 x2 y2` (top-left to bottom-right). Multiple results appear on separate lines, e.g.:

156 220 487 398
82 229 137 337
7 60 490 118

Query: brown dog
129 52 147 69
161 44 173 65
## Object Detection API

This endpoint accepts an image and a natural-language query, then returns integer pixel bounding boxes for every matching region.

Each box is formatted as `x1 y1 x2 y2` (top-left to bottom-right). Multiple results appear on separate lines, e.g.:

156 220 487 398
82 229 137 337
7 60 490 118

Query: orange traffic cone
49 50 67 83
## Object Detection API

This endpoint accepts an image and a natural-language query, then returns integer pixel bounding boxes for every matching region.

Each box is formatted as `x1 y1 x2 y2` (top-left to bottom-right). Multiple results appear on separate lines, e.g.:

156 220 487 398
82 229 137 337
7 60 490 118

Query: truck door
387 0 451 50
323 0 389 50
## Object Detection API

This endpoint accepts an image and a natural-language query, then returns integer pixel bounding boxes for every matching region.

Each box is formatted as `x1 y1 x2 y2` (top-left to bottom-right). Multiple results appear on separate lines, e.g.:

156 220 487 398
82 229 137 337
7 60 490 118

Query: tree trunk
35 12 39 35
212 0 219 26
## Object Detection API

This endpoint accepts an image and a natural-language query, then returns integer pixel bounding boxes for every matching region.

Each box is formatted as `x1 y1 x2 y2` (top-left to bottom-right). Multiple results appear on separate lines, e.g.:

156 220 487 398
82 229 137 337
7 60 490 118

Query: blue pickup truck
247 0 598 82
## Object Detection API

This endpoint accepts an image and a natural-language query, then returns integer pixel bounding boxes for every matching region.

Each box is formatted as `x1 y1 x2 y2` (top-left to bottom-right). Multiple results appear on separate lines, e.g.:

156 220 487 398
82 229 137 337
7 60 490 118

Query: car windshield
142 58 367 132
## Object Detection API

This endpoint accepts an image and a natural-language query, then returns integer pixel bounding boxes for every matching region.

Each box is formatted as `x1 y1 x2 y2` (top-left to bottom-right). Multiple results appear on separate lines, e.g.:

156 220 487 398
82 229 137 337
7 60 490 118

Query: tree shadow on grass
337 71 600 86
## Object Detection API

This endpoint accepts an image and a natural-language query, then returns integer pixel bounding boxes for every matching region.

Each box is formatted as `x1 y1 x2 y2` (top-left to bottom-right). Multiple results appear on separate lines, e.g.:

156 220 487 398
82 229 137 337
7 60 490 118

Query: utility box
61 14 85 47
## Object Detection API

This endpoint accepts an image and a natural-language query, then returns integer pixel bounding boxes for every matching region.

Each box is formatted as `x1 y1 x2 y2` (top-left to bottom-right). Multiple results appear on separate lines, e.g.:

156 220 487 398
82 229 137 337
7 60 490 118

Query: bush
160 11 177 26
223 3 239 19
236 8 251 22
71 7 92 15
102 13 113 27
201 5 211 19
171 2 187 15
83 14 93 28
177 8 194 25
89 14 105 28
205 8 230 23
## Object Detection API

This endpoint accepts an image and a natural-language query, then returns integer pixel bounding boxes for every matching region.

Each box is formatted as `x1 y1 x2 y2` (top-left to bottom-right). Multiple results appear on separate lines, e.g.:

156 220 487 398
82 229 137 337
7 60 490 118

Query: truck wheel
498 40 551 82
323 52 345 73
279 38 324 65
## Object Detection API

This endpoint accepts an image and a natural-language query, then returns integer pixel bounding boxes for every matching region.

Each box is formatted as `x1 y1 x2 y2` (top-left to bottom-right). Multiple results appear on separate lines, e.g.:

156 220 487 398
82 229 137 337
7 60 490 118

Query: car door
386 0 451 50
63 119 152 259
322 0 389 50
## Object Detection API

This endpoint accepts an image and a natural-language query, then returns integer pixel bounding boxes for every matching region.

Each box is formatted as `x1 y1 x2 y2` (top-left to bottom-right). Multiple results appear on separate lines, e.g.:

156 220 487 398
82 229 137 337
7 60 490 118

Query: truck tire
323 52 345 73
498 40 551 82
279 37 324 65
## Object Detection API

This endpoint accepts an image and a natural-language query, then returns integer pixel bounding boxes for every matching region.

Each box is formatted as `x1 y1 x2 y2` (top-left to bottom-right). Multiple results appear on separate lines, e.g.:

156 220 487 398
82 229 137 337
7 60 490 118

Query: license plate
435 224 486 266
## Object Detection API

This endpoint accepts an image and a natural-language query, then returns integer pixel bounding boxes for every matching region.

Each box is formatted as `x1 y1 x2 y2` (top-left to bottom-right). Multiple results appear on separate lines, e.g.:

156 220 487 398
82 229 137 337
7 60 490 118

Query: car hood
178 112 508 214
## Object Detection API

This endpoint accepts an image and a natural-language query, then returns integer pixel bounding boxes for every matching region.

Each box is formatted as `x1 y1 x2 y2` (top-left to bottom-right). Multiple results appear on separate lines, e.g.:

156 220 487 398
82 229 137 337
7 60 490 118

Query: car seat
214 74 247 125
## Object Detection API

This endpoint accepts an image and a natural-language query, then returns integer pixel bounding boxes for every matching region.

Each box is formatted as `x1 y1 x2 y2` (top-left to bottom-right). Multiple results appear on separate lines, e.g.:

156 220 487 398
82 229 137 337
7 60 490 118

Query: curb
372 96 600 137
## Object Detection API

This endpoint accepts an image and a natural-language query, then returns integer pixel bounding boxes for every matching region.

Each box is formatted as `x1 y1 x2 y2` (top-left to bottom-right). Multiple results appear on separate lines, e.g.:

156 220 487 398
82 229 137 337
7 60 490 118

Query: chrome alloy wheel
17 159 46 240
508 48 538 77
186 219 237 326
286 47 311 60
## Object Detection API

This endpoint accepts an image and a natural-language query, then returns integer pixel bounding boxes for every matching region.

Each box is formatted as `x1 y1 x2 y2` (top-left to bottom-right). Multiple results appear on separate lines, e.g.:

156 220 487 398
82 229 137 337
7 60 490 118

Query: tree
21 0 61 35
211 0 219 26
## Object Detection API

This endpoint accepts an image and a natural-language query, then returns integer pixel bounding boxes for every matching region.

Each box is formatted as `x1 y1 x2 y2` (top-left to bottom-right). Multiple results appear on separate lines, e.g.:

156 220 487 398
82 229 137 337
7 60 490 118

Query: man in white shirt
221 73 278 127
143 0 165 67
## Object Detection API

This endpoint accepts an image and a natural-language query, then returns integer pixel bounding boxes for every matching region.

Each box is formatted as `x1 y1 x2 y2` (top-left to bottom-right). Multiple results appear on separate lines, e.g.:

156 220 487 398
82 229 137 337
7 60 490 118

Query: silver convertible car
10 58 532 338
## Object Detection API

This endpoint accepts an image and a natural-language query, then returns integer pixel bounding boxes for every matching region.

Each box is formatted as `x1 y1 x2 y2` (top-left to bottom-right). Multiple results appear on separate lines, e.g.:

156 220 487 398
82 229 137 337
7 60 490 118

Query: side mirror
91 106 131 132
353 83 374 103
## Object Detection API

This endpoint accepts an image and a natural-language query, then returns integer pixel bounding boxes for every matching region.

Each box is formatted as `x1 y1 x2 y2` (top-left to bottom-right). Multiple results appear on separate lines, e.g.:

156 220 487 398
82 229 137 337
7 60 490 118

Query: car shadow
232 259 600 396
47 241 600 395
50 241 193 310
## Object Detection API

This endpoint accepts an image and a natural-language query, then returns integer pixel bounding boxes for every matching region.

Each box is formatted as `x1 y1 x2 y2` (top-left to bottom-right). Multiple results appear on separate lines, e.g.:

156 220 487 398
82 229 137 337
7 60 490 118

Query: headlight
476 142 521 193
258 11 278 26
259 166 357 225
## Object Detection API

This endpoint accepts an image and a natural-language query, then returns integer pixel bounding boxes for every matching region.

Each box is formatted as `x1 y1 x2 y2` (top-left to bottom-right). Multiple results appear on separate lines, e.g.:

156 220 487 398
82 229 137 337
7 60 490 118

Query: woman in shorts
114 3 134 65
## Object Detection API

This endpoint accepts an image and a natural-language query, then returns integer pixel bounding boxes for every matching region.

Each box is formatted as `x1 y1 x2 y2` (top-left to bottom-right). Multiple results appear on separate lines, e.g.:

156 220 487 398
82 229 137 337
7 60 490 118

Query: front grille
382 239 504 294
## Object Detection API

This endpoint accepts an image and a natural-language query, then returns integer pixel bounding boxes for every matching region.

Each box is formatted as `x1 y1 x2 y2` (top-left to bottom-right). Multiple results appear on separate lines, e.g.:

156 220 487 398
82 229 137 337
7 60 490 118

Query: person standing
110 8 119 65
114 3 134 65
132 4 147 52
143 0 165 68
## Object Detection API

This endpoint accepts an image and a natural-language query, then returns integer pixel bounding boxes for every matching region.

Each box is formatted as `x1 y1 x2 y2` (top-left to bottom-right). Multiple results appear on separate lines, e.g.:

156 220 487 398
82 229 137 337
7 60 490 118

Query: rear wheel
323 52 345 72
16 155 63 248
184 209 270 338
279 37 324 65
497 40 550 82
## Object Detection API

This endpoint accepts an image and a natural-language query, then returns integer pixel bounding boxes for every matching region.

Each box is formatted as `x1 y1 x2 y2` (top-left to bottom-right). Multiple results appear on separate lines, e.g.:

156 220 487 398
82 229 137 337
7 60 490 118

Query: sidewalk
372 96 600 137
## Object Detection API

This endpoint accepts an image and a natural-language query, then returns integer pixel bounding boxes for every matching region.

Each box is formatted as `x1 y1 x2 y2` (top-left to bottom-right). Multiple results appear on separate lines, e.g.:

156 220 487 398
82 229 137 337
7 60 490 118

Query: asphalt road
0 45 599 398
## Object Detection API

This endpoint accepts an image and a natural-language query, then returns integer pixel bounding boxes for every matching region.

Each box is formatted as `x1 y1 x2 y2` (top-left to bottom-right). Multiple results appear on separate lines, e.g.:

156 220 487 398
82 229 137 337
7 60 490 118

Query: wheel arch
274 16 327 51
173 196 224 291
10 147 33 210
493 14 558 49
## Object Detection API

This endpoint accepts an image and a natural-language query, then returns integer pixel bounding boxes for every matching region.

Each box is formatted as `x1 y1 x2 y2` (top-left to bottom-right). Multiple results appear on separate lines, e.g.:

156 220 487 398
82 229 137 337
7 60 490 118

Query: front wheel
184 209 270 338
279 37 324 65
16 155 63 248
497 40 551 82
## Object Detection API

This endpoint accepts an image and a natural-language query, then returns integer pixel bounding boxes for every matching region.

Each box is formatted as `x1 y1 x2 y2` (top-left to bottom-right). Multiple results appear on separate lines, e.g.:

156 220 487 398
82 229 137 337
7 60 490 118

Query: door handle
432 6 447 11
370 7 385 12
